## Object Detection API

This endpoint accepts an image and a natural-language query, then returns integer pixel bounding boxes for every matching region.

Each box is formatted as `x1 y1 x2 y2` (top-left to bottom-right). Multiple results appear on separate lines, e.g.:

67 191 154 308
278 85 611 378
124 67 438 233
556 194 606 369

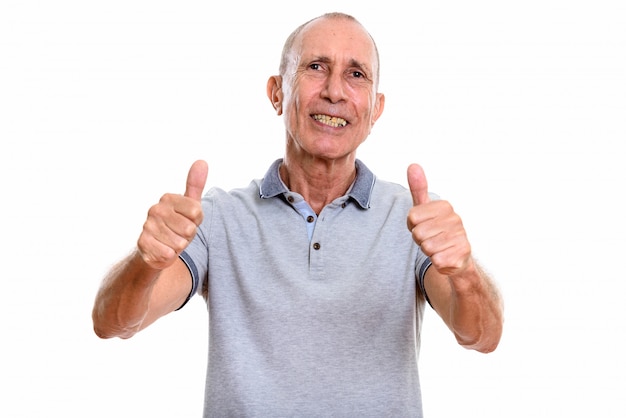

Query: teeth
313 114 347 127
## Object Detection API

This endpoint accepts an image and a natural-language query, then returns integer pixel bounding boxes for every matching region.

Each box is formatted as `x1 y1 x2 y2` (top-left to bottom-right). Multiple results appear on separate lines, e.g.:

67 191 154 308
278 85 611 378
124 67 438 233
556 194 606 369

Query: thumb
407 163 430 206
184 160 208 201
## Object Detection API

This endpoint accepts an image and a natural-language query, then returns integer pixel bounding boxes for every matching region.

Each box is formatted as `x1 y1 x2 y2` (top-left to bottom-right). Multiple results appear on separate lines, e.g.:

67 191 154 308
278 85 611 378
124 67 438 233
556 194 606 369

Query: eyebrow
311 56 371 75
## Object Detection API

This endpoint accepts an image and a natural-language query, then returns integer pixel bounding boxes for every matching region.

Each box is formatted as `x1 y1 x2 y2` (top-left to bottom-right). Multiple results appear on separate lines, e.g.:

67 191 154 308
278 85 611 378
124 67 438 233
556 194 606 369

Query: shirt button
307 215 315 223
341 203 346 208
313 242 321 250
287 196 294 203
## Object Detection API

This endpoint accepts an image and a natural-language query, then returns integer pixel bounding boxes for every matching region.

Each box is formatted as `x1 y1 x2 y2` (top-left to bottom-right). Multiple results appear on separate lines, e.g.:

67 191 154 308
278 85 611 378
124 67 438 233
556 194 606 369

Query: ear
371 92 385 127
266 75 283 115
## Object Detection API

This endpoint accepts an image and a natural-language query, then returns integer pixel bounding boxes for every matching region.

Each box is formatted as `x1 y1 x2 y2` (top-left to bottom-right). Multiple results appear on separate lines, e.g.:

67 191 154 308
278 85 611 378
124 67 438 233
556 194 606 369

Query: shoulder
371 178 412 205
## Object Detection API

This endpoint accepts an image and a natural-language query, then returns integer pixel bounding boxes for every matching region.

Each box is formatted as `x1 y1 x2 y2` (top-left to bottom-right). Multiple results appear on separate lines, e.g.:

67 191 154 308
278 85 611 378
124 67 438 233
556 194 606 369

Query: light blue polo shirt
181 158 432 417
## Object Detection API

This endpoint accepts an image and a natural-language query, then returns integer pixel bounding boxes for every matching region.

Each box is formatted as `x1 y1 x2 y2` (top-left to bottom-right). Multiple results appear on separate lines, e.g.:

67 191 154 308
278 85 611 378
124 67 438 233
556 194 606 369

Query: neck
280 156 357 214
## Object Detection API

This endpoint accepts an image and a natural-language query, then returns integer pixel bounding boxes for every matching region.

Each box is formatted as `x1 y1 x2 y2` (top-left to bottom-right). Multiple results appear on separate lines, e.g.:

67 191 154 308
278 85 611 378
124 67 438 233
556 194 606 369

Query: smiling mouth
312 114 348 128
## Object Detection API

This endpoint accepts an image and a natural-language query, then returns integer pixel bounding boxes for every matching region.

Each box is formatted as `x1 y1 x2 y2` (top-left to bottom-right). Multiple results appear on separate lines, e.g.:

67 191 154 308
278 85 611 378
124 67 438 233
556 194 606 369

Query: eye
351 71 364 78
309 63 322 70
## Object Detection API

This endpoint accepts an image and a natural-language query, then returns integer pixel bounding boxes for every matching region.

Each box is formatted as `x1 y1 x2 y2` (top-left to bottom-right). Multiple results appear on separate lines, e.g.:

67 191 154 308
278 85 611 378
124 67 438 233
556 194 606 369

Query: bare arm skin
406 164 503 353
92 160 209 339
92 253 193 339
423 258 503 353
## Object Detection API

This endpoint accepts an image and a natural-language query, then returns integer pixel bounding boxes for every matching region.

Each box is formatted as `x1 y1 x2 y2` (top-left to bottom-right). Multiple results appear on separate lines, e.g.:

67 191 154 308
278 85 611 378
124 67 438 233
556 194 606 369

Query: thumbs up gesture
406 164 472 277
137 160 208 270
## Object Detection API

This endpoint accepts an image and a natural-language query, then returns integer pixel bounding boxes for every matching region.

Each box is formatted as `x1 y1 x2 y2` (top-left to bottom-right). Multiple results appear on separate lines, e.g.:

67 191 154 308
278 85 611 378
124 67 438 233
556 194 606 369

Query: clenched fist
406 163 472 277
137 160 208 270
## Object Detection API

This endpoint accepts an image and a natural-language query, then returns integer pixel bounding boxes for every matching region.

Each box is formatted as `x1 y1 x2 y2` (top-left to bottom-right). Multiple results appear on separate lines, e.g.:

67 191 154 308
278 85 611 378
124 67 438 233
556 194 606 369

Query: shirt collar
259 158 375 209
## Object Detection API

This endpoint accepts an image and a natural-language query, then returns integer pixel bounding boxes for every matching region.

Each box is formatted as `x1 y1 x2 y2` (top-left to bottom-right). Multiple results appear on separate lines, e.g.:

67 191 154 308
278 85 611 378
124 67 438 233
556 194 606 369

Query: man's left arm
423 258 503 353
407 163 503 353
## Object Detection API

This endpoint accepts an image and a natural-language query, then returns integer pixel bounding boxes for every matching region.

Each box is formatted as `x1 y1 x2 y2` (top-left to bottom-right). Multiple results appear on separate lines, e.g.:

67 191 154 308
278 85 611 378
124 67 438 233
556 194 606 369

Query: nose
321 70 346 103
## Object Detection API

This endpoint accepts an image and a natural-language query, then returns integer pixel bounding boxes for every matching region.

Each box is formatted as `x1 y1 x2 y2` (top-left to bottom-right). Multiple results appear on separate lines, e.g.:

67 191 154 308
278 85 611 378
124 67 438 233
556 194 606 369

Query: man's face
277 17 385 162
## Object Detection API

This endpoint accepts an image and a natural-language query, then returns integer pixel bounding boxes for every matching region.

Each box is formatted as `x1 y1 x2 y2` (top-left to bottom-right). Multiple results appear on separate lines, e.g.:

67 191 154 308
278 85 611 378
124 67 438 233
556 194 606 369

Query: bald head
278 13 380 88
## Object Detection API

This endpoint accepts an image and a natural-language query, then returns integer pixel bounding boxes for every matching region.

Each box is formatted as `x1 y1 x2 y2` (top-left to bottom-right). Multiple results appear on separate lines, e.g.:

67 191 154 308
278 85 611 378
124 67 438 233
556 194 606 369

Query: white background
1 1 624 417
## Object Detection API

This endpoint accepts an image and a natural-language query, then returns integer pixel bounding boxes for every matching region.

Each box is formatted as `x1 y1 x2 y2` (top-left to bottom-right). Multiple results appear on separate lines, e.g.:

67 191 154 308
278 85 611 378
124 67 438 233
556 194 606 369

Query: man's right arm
92 160 209 339
92 252 193 339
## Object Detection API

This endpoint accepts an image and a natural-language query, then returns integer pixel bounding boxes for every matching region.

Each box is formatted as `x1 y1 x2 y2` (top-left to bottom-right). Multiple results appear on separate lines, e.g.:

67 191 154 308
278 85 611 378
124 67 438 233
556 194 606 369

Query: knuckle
183 223 198 240
419 238 433 255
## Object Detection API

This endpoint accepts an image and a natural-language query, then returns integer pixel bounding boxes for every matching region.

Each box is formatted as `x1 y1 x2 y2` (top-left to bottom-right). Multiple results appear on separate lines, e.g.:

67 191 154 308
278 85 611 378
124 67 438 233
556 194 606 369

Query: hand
406 163 472 277
137 160 208 270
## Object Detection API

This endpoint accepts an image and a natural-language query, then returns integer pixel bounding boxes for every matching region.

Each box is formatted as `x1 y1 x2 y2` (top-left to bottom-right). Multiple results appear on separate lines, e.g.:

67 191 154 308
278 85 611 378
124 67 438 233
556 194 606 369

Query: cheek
286 93 310 125
363 95 380 125
283 101 304 135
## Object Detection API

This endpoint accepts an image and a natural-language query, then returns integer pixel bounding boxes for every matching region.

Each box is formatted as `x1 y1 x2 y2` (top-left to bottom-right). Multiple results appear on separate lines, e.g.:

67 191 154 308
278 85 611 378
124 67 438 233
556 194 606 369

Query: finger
184 160 208 201
407 163 430 206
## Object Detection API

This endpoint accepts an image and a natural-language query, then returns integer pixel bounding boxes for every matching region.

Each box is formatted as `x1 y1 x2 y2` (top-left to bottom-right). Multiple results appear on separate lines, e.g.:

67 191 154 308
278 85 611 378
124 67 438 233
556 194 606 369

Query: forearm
446 260 503 353
92 250 162 339
426 259 503 353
